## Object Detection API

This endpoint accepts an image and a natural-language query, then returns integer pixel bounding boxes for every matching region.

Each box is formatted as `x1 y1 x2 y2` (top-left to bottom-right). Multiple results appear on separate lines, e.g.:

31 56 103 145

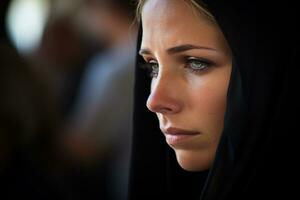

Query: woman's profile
129 0 298 200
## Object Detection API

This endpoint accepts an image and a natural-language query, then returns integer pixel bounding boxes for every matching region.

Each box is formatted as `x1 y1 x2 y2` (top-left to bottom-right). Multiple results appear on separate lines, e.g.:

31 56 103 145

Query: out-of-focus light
6 0 50 54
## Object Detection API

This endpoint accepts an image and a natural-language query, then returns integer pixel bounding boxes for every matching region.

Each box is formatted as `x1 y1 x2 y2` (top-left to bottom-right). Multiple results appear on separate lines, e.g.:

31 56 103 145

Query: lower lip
165 134 198 145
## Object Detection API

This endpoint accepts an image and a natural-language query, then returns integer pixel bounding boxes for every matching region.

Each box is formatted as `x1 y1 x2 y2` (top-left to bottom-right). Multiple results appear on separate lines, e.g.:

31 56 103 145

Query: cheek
190 79 229 115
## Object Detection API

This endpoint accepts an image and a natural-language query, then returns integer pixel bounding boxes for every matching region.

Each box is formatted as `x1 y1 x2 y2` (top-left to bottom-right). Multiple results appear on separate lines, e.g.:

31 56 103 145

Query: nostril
147 101 180 114
160 107 173 114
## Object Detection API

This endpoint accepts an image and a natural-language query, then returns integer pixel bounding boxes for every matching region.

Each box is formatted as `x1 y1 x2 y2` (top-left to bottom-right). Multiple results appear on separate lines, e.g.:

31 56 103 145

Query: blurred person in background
58 0 137 200
2 0 137 199
34 14 99 117
27 3 112 199
0 0 66 199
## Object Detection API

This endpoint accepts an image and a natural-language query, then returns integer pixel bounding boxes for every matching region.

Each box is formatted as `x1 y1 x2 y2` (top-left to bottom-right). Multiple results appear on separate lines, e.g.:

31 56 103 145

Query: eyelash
142 57 213 78
144 60 159 77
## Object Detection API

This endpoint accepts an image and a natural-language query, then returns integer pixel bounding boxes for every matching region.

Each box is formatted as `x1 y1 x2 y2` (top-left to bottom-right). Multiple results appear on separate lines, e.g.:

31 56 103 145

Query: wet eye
145 60 159 78
186 57 212 73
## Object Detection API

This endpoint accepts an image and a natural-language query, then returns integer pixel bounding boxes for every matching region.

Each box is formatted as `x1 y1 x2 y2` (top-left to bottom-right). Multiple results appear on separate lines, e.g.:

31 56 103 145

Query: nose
146 75 183 115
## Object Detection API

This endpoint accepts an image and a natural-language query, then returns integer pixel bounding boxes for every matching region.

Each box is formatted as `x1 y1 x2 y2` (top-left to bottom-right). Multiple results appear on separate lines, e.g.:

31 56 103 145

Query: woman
129 0 298 200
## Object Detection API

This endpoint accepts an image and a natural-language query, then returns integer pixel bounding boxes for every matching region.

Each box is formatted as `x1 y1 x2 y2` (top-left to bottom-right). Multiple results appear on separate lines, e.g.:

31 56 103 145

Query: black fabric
0 0 10 40
129 0 299 200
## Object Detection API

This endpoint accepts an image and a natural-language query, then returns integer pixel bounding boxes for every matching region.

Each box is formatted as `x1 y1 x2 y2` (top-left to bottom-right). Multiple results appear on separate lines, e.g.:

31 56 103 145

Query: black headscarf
129 0 299 200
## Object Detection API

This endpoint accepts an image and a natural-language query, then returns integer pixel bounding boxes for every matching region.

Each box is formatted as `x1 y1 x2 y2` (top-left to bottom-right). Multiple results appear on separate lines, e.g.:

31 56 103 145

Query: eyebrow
139 44 217 55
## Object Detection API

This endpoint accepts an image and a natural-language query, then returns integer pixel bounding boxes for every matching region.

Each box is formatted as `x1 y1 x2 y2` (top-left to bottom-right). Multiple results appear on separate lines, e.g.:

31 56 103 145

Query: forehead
141 0 223 50
141 0 201 29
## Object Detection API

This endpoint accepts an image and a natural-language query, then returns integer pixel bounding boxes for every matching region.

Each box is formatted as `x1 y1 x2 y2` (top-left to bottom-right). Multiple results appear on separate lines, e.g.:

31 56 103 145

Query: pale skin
139 0 232 171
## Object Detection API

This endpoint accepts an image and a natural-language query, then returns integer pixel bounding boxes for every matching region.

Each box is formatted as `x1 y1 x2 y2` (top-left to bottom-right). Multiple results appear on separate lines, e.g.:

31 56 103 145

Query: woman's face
140 0 232 171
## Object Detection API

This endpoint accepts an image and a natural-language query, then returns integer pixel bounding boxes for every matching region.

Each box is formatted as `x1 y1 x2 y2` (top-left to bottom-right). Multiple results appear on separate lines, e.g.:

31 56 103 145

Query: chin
174 149 213 172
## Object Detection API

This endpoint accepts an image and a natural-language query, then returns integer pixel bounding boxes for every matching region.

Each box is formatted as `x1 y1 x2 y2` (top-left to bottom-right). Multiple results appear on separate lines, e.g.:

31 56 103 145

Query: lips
162 127 201 145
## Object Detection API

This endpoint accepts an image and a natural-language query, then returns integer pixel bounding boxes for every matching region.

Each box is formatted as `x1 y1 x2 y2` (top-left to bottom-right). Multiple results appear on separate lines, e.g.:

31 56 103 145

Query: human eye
143 59 159 78
185 57 213 73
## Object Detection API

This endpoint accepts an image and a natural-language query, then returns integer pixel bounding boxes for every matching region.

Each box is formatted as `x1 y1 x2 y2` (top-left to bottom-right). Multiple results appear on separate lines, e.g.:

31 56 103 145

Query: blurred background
0 0 137 199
